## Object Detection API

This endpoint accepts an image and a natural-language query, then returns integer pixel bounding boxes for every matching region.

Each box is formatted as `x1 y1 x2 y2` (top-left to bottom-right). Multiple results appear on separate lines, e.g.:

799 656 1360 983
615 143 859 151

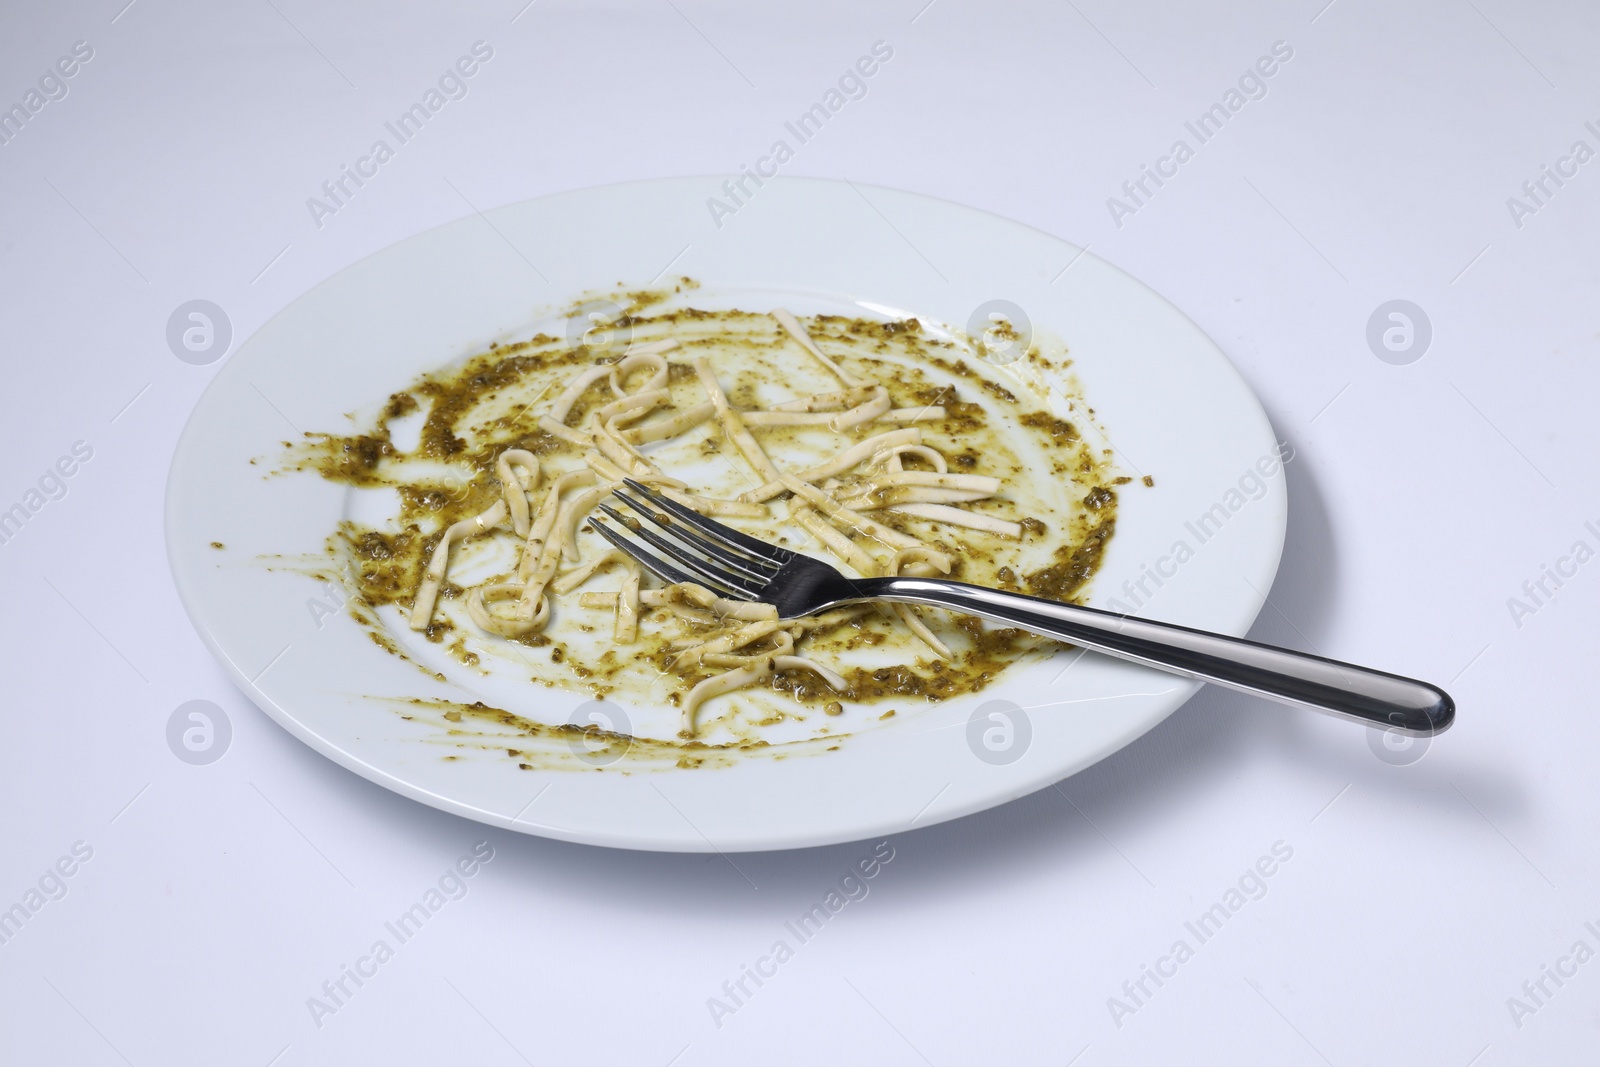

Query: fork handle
856 577 1454 736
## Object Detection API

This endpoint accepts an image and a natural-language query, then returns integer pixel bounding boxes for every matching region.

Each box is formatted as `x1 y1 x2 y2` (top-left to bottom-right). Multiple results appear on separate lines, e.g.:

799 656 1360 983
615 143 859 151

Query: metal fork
589 479 1454 737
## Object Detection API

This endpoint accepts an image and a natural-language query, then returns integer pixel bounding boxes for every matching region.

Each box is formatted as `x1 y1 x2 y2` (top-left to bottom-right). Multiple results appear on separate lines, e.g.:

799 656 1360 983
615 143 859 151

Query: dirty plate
165 177 1286 852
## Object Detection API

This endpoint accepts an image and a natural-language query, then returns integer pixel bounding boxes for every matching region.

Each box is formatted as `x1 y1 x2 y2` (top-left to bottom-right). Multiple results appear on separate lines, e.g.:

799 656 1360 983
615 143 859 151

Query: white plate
166 177 1286 852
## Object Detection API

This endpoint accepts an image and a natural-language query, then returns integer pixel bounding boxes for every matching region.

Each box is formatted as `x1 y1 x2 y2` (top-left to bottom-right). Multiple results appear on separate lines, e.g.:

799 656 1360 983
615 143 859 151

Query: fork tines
586 480 789 602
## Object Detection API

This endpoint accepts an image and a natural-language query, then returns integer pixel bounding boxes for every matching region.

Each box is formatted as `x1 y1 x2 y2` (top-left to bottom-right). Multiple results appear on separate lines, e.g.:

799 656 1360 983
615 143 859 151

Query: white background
2 1 1597 1064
